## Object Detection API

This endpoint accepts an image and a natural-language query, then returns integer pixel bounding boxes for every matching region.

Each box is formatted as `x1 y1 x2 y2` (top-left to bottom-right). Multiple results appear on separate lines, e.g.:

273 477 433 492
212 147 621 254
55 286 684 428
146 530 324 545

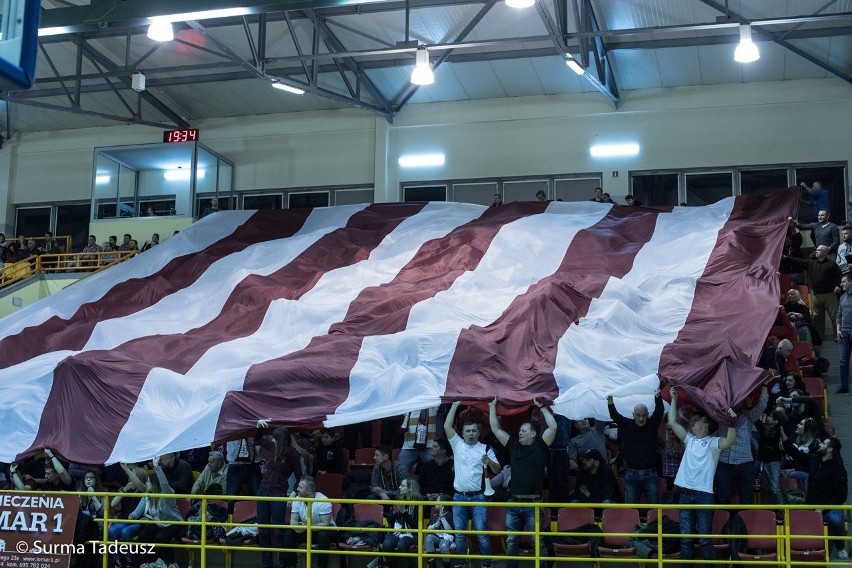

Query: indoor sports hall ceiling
1 0 851 132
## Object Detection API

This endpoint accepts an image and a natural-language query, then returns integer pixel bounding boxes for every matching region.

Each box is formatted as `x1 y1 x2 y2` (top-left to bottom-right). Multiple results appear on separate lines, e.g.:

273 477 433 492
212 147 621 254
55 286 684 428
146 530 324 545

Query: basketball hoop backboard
0 0 40 90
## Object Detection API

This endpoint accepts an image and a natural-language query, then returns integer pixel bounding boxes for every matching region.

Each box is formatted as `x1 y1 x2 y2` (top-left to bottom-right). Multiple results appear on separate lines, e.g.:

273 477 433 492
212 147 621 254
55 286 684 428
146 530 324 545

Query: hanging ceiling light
410 47 435 86
147 19 174 42
734 23 760 63
505 0 534 8
565 54 585 75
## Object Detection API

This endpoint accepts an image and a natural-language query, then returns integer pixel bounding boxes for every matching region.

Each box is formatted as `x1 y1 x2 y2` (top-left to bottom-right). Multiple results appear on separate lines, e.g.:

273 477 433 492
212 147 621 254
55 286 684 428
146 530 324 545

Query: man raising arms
489 397 557 568
444 401 501 568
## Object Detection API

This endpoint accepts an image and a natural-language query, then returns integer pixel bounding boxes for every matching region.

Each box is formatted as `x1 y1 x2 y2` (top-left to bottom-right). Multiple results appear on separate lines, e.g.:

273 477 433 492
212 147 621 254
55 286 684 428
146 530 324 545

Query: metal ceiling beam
67 36 192 127
302 9 395 119
697 0 852 85
0 97 178 128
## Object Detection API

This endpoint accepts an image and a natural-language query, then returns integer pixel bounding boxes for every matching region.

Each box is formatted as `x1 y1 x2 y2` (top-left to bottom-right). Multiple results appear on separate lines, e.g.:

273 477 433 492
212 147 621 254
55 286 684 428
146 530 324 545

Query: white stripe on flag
1 211 256 337
326 202 612 426
105 202 483 463
83 204 370 350
551 198 735 421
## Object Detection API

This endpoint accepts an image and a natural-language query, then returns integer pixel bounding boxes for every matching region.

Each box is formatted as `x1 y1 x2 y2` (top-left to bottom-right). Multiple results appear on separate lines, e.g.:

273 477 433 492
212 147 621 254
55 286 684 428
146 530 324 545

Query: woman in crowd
256 420 304 568
783 289 814 343
128 457 183 568
424 495 454 568
378 479 423 568
781 416 820 490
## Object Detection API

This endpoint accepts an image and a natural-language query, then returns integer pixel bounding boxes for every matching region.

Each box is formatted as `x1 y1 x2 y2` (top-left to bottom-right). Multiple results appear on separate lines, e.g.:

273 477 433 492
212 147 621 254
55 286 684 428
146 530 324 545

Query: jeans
761 461 783 505
398 448 432 477
226 463 262 512
825 510 846 551
505 501 549 568
679 490 715 565
107 522 141 567
137 523 183 564
624 469 658 504
840 333 852 390
452 493 490 567
383 533 417 568
258 488 287 568
714 461 755 504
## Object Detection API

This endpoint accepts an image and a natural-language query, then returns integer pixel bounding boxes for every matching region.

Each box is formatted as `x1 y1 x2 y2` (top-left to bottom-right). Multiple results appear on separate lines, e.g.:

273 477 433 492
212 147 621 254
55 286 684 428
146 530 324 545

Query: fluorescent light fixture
95 175 111 184
271 81 305 95
589 143 640 158
38 27 72 37
734 23 760 63
147 19 174 42
157 8 250 22
410 47 435 86
505 0 535 8
398 153 446 168
164 169 206 180
565 55 585 75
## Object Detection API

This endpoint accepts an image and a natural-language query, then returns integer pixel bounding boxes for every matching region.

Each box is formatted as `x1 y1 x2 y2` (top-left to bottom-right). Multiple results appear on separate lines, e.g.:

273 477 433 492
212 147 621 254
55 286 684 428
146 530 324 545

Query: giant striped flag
0 190 798 465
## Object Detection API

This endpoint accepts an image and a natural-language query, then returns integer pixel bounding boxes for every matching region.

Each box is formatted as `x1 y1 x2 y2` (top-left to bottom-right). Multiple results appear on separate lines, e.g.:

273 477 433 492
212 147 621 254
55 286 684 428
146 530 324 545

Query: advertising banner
0 492 81 568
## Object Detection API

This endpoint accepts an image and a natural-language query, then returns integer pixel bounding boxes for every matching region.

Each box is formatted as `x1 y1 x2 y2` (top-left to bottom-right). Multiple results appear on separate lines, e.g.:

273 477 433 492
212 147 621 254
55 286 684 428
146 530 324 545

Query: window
56 203 91 252
453 182 498 206
403 185 446 202
243 193 283 210
334 188 373 206
553 177 604 202
794 165 846 223
15 206 51 239
739 169 789 196
139 197 177 216
684 172 734 206
503 180 548 203
288 191 329 209
631 173 679 207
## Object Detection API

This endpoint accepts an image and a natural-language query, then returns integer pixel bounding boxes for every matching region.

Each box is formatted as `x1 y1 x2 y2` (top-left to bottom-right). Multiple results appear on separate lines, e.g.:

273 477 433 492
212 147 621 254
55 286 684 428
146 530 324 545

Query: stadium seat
337 503 384 568
802 376 827 416
316 472 345 500
788 509 827 562
735 509 778 561
352 447 376 469
552 507 596 559
597 508 640 558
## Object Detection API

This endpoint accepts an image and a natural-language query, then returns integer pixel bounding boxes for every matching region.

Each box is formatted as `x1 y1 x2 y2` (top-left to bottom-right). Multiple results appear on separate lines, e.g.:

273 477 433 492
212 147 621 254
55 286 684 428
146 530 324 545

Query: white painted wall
0 78 849 228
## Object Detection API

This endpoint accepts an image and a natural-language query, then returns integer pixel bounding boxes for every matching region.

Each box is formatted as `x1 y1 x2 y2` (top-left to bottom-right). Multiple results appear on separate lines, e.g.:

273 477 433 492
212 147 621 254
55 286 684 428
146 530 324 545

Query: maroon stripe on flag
657 189 800 421
214 202 551 437
0 209 314 370
443 206 664 407
21 203 426 464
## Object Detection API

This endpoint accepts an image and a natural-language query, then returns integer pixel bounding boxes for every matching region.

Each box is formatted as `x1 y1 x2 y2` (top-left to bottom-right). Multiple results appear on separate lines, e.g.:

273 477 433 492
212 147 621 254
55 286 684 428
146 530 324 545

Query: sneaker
836 548 849 560
835 388 850 395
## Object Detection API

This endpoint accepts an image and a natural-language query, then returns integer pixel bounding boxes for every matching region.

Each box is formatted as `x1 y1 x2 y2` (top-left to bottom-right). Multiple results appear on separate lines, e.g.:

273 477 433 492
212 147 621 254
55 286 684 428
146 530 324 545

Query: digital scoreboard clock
163 128 200 143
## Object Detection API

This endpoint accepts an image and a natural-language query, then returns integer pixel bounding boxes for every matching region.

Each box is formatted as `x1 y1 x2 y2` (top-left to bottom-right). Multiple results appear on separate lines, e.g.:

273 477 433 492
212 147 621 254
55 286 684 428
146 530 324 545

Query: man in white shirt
668 387 736 567
282 476 335 568
444 401 500 568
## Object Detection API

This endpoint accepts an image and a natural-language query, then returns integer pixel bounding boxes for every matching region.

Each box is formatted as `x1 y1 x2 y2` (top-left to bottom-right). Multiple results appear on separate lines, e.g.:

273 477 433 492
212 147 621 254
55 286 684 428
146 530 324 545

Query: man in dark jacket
783 245 842 345
607 390 664 503
569 449 618 503
782 434 848 559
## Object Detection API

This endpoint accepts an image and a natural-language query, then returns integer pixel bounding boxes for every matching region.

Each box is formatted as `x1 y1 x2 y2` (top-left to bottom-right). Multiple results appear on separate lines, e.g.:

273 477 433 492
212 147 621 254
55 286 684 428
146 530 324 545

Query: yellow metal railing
4 490 845 568
0 250 136 289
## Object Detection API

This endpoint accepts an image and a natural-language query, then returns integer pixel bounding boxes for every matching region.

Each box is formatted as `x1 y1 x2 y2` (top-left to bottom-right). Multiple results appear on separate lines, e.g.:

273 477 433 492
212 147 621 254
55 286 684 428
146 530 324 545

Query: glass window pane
453 182 498 206
403 185 446 202
15 207 51 240
685 172 733 206
243 194 283 210
139 198 176 217
334 188 373 206
289 192 329 209
795 165 846 224
503 180 548 203
739 169 789 196
56 203 91 252
631 173 678 207
554 177 604 202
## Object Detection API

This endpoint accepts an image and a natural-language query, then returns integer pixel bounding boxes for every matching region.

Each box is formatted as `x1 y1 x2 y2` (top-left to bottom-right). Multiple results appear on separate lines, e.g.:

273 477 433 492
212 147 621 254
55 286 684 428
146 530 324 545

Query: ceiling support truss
561 0 618 105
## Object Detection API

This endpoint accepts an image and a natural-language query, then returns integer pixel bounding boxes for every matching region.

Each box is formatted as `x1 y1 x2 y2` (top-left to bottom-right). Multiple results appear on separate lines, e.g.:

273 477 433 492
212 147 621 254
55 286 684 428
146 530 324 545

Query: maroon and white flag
0 190 798 464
